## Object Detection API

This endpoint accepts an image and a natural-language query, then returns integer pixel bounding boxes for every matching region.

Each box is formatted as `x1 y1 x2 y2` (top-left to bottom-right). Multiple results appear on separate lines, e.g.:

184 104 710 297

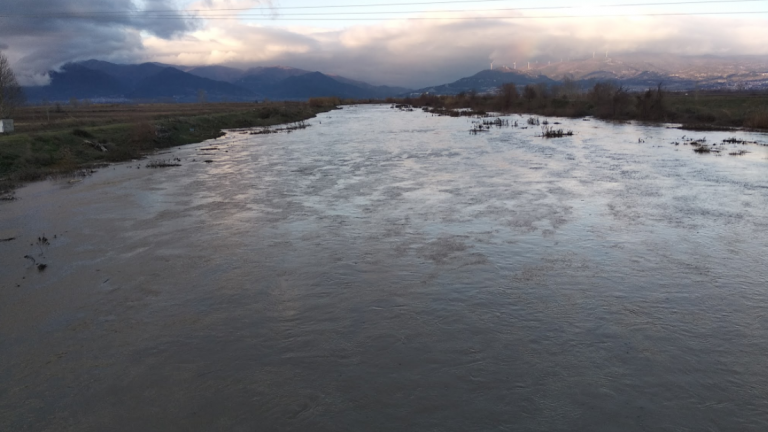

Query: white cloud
137 12 768 87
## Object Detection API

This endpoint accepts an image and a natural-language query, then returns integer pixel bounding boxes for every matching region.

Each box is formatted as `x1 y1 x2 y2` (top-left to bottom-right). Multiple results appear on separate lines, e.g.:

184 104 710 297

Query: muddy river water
2 105 768 431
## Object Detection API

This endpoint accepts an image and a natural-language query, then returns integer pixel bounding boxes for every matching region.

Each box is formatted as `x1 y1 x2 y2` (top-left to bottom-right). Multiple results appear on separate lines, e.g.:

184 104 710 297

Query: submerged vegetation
540 126 574 138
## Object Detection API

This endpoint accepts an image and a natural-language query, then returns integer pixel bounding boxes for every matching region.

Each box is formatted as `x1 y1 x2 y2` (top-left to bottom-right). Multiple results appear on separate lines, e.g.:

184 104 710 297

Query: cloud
0 0 197 84
3 3 768 88
140 12 768 87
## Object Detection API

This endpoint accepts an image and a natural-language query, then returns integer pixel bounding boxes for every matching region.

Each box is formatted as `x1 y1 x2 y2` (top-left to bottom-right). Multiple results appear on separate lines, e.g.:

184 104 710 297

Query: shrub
130 121 156 150
744 111 768 129
541 125 574 138
71 128 94 138
308 97 341 108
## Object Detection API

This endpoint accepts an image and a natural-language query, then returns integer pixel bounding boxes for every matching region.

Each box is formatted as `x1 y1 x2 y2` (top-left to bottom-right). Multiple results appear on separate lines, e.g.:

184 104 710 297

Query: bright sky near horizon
2 0 767 87
182 0 768 26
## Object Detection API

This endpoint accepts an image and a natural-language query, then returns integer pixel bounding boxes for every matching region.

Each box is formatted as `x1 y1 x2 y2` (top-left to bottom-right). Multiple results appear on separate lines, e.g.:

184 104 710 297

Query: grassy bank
391 85 768 130
0 102 334 196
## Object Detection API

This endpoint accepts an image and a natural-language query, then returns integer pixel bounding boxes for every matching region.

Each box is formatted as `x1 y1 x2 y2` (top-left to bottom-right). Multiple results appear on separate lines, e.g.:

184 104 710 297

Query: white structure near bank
0 119 13 133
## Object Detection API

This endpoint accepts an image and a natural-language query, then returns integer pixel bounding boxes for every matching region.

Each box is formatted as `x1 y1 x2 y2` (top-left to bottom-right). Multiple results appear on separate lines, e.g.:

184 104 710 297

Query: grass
0 101 335 191
10 102 285 134
667 93 768 128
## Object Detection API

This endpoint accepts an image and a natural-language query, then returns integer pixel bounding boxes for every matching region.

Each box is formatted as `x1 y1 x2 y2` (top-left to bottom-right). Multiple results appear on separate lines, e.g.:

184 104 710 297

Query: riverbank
393 88 768 131
0 102 335 196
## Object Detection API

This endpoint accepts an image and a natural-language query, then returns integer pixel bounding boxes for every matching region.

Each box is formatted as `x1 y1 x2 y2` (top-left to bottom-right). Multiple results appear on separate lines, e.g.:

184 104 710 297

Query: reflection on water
2 105 768 431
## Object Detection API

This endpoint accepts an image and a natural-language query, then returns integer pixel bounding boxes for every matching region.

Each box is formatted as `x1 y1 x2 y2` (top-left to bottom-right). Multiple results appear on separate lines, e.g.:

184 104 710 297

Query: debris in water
146 159 182 168
723 137 757 145
37 235 49 255
482 118 509 128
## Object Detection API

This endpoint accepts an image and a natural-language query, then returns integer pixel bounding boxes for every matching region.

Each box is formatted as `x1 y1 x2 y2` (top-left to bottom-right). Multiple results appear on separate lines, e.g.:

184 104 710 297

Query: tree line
393 79 668 122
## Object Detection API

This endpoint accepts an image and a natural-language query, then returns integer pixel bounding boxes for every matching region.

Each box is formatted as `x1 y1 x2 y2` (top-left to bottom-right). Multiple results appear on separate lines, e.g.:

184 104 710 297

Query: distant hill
22 63 125 101
408 56 768 97
235 66 312 96
330 75 411 99
77 60 169 89
185 65 247 83
270 72 380 100
23 60 410 102
534 55 768 91
128 68 255 101
411 68 557 96
23 61 252 103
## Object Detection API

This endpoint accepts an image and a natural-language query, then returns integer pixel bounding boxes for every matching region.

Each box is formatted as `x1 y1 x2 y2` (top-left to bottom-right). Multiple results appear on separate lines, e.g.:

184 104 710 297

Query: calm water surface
1 105 768 431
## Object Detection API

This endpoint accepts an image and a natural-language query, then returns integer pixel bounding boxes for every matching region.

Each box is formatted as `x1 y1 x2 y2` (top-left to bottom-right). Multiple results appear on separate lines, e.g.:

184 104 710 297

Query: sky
1 0 767 87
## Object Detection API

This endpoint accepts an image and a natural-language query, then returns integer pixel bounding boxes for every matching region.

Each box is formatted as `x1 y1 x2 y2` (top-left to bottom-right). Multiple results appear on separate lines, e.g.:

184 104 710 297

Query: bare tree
0 52 25 118
496 83 519 111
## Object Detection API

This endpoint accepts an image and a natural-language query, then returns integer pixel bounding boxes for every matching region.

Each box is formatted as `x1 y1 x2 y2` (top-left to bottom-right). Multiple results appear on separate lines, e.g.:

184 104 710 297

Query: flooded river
2 105 768 431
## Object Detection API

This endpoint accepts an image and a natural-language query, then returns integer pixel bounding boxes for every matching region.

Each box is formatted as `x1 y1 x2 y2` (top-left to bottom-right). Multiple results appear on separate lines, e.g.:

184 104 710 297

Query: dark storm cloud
0 0 197 84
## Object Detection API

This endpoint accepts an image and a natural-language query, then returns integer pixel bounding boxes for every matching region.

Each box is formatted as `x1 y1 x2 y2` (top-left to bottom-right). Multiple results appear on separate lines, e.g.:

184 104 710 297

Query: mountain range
409 55 768 96
23 60 411 103
21 54 768 103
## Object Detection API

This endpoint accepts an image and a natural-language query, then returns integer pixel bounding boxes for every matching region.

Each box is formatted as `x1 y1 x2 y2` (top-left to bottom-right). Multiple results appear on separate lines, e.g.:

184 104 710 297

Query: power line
1 0 764 17
180 11 768 20
0 0 568 13
2 11 762 20
156 0 768 17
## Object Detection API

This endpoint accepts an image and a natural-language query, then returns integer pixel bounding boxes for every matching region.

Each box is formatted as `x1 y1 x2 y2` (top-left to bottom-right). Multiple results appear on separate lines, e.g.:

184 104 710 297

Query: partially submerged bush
540 125 574 138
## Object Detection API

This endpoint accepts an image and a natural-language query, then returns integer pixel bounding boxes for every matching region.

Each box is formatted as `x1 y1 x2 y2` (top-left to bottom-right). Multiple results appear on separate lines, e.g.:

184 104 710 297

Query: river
1 105 768 431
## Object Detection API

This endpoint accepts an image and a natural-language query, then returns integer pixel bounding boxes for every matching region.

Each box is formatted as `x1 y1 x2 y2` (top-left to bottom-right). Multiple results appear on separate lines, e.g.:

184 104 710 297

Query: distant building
0 119 13 134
